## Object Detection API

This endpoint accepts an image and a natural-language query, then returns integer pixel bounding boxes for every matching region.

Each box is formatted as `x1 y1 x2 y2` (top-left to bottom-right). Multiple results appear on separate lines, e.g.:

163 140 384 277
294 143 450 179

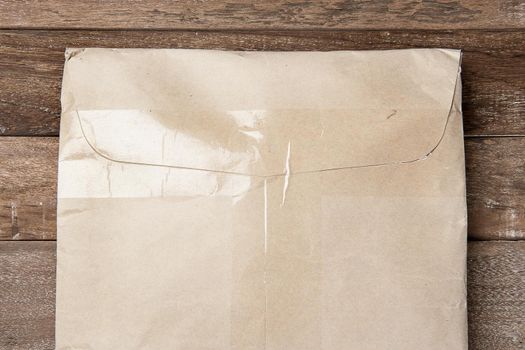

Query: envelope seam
73 66 460 177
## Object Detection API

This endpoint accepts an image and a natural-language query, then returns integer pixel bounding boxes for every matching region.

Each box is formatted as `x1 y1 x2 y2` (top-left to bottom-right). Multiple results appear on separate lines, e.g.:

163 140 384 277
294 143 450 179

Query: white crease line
281 141 291 207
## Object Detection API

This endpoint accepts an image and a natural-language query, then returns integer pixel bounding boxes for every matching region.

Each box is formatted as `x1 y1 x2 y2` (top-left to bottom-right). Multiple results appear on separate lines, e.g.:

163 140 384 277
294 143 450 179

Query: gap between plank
0 27 524 33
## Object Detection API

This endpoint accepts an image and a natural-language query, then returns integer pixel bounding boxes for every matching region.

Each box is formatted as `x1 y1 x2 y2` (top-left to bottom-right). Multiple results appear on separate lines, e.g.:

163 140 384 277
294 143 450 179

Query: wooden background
0 1 524 349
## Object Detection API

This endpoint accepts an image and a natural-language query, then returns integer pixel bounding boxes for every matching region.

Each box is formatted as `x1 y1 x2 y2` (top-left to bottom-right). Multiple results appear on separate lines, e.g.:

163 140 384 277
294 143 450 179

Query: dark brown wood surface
1 1 524 30
0 138 57 241
466 137 525 240
0 1 524 349
1 29 524 136
2 136 524 241
1 241 523 350
467 241 525 350
0 242 55 350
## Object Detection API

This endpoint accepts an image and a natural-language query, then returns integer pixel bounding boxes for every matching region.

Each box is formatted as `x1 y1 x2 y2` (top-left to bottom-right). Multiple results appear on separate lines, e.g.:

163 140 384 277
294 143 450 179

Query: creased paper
57 48 467 350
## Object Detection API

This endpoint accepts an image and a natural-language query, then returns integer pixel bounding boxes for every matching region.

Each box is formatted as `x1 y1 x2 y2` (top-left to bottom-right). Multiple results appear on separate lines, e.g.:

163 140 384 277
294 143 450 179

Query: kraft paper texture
57 48 467 349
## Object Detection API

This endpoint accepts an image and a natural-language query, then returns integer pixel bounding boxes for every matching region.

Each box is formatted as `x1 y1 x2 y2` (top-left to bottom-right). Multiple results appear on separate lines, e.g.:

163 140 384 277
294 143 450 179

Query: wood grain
0 137 57 240
466 137 525 240
0 240 523 349
0 29 524 136
0 1 524 30
467 241 525 350
1 136 524 241
0 241 55 350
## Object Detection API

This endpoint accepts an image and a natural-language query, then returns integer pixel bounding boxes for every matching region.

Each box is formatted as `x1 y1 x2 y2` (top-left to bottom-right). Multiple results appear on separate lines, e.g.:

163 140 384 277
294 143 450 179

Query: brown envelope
57 48 467 349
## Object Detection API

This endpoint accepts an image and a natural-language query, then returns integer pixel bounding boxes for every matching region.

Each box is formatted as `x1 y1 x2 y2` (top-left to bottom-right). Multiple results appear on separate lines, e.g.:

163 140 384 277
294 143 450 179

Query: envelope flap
69 49 461 177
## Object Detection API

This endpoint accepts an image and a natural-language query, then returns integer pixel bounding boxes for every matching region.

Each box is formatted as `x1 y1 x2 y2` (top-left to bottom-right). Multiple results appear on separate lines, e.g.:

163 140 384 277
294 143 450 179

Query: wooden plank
0 240 523 349
467 241 525 350
0 1 523 30
0 241 55 350
1 136 524 241
466 137 525 240
0 137 57 240
0 29 524 136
